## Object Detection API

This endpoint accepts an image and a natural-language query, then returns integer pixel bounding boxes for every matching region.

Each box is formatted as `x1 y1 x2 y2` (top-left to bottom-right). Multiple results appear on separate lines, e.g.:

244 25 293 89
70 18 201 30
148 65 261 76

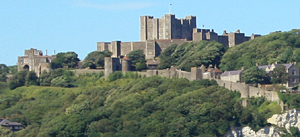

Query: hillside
0 75 281 136
220 29 300 71
158 40 225 71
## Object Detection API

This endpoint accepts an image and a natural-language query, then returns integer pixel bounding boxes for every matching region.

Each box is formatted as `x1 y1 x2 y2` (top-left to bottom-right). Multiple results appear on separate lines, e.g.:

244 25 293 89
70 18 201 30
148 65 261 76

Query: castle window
292 70 295 75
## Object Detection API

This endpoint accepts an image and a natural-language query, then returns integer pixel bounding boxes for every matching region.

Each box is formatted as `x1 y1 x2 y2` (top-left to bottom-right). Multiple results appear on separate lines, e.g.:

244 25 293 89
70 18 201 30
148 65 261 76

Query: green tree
51 52 80 69
0 64 9 74
9 70 39 89
82 50 112 69
135 62 147 71
9 70 27 89
25 71 39 86
127 49 147 71
106 71 123 82
8 65 17 74
242 66 271 85
0 126 11 137
0 74 7 82
51 76 75 87
0 64 9 82
158 44 178 69
39 71 52 86
158 41 225 71
271 65 289 84
39 69 75 87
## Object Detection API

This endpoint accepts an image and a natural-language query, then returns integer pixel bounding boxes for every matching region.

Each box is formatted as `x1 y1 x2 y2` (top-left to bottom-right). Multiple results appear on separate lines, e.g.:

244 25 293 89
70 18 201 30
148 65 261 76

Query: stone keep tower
18 48 56 76
140 14 196 41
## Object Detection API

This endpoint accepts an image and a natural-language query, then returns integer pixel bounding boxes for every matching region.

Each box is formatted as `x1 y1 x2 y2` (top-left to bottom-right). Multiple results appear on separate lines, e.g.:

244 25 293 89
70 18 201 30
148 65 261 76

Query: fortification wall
97 42 111 51
71 69 104 76
248 86 280 102
248 86 261 97
214 79 280 102
176 70 191 80
120 42 132 55
217 36 229 47
132 42 146 51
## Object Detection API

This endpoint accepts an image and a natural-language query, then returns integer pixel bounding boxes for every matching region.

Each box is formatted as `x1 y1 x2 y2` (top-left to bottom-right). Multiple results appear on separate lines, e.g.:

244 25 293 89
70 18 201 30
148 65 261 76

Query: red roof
122 56 130 60
206 68 222 73
147 60 160 65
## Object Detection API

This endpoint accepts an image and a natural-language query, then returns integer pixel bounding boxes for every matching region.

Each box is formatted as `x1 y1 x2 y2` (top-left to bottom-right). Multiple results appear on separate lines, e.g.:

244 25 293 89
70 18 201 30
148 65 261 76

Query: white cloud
70 0 155 11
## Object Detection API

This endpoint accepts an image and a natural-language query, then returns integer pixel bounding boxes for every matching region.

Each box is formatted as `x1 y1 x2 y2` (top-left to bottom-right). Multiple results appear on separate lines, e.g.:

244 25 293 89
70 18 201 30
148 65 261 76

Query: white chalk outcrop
224 109 300 137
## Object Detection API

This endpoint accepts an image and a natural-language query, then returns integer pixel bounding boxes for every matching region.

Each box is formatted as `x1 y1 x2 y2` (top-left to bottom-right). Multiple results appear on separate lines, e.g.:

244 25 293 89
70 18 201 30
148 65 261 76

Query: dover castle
97 14 261 59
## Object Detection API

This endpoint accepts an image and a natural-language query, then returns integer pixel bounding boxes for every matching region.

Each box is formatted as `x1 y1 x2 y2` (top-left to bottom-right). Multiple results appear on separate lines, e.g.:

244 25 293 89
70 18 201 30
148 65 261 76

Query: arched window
23 65 29 71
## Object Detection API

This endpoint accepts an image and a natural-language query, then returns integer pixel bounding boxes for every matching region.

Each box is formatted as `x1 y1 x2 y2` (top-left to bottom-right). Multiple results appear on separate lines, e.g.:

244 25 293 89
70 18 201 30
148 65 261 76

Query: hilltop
220 29 300 71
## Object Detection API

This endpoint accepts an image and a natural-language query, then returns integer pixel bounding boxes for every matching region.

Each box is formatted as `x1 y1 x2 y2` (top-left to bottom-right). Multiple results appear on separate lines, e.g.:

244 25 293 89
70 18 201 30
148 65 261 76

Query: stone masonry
140 14 196 41
17 48 56 77
97 14 261 59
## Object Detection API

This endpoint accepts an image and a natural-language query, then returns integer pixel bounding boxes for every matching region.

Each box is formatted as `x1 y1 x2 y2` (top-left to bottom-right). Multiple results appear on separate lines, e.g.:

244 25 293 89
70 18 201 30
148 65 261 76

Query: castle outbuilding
17 48 56 76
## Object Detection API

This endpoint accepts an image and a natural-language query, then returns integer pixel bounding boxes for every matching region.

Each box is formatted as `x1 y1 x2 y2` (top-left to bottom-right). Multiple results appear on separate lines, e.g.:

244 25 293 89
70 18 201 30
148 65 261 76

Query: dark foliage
82 50 112 69
242 66 271 85
158 41 225 71
127 49 147 71
9 70 38 89
51 52 80 69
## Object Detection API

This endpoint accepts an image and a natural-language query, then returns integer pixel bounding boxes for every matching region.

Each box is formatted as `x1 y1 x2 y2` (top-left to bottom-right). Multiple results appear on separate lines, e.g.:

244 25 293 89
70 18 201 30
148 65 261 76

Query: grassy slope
0 77 282 136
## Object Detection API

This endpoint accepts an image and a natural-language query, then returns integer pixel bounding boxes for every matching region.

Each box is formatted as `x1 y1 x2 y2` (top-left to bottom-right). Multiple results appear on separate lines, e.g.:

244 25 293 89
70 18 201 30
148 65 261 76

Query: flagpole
169 4 172 14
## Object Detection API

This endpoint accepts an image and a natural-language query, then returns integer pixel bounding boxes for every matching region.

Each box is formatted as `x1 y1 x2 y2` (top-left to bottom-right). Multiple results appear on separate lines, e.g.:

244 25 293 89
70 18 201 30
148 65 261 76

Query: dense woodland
158 41 225 71
0 74 281 136
1 29 300 136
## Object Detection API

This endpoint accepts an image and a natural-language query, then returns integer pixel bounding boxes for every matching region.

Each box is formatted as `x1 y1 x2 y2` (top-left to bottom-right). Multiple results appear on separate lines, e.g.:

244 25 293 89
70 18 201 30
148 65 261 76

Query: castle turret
121 55 131 72
190 67 203 81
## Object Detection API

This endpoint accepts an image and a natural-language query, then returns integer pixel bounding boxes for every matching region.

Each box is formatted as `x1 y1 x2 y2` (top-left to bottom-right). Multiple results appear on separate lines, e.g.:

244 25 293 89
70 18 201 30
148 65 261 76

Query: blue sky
1 0 300 66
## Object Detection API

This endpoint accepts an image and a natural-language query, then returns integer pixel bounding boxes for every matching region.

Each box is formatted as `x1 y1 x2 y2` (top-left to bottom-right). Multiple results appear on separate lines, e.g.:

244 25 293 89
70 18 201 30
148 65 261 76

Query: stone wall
141 67 280 103
71 69 104 76
214 79 280 103
18 48 56 77
98 39 188 60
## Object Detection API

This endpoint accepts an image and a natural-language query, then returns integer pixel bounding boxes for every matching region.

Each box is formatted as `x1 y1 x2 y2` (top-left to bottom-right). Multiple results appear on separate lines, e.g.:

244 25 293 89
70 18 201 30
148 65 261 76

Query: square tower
140 14 196 41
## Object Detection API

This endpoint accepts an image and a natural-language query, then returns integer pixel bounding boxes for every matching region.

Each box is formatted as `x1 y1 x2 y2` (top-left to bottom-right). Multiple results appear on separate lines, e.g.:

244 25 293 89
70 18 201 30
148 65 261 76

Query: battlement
185 15 196 20
24 48 43 56
193 29 261 47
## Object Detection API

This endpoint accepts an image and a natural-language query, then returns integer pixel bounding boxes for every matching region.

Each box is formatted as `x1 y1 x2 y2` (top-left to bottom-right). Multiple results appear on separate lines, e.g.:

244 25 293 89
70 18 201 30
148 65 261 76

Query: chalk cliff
224 109 300 137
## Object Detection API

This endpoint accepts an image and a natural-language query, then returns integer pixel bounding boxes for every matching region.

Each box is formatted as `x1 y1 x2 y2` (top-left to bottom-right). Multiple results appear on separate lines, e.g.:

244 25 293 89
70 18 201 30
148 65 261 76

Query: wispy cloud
70 0 155 11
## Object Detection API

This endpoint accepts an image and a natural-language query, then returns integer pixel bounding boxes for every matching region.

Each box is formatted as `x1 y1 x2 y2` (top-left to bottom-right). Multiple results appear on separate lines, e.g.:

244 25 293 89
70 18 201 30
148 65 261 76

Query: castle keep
140 14 196 41
97 14 260 59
